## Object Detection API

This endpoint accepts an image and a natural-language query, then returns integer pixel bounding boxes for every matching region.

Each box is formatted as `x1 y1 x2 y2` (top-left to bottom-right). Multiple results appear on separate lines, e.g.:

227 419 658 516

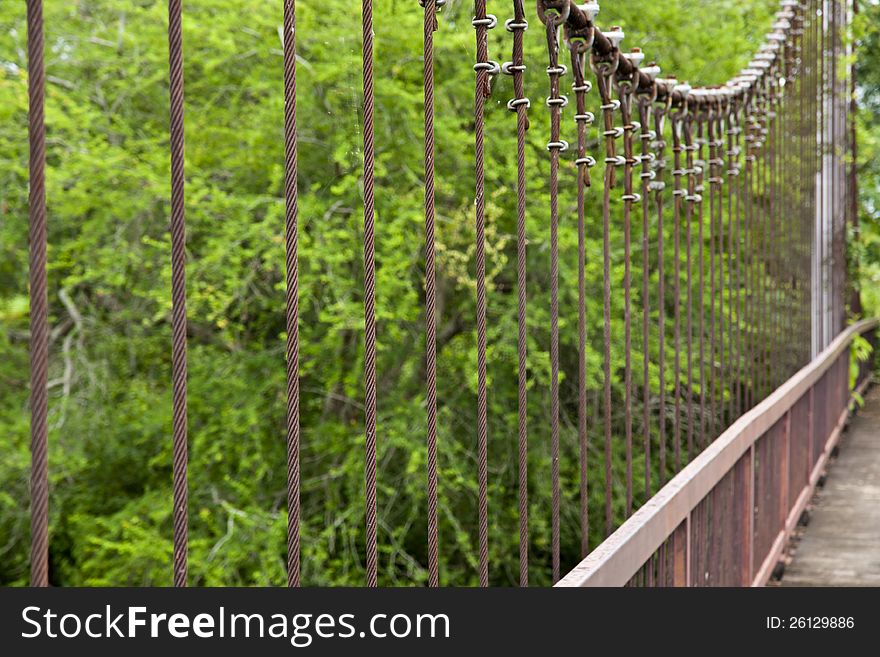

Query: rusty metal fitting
674 82 692 98
578 1 600 21
622 48 645 66
603 26 625 49
639 64 661 80
536 0 570 25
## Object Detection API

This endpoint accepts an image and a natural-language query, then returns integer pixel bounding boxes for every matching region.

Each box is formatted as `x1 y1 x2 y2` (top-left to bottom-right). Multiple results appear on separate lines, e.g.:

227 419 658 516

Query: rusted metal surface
422 0 440 589
168 0 188 589
362 0 378 588
556 319 878 587
26 0 48 589
283 0 301 588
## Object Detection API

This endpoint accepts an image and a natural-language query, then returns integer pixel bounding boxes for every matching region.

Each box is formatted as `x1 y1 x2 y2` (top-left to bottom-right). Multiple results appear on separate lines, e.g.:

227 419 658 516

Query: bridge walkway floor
780 384 880 586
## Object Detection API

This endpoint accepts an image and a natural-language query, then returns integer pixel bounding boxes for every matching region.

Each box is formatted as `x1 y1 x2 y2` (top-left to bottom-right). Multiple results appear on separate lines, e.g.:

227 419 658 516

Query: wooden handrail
556 318 879 587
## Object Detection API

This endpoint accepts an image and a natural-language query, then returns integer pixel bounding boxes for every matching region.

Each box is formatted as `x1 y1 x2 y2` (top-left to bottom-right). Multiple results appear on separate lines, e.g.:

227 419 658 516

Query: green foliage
849 334 872 408
1 0 777 586
853 1 880 320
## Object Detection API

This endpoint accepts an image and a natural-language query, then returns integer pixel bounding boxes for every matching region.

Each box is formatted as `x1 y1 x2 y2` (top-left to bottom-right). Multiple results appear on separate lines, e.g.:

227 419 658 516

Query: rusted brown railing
557 318 877 587
22 0 860 587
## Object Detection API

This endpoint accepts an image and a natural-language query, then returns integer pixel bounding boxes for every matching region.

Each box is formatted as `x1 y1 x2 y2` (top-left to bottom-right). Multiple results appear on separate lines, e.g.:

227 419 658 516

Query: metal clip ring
471 14 498 29
547 140 569 152
473 61 501 75
501 61 526 75
507 97 531 111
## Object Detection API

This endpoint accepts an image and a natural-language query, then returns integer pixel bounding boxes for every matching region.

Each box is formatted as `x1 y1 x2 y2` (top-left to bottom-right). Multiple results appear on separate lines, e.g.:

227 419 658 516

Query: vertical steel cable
637 94 652 497
707 104 717 441
734 103 744 417
26 0 48 588
574 51 590 561
817 3 825 354
808 4 814 360
653 97 669 484
422 0 439 589
757 87 768 401
168 0 188 588
798 5 818 366
713 98 726 435
768 70 791 384
819 0 826 356
739 96 748 412
751 103 764 406
806 4 815 365
795 11 802 363
683 114 696 460
695 115 706 449
741 102 755 413
832 0 839 333
768 76 778 389
472 2 495 588
362 0 378 588
593 50 620 537
283 0 301 588
618 74 635 516
788 18 795 356
748 104 757 406
714 102 725 434
725 103 739 423
728 105 740 419
505 0 530 587
566 23 595 560
781 37 787 377
542 12 564 583
804 4 813 365
670 110 685 471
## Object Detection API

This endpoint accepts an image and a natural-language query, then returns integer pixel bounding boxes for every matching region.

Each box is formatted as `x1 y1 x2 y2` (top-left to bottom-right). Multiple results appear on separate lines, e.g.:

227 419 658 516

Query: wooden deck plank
780 385 880 587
